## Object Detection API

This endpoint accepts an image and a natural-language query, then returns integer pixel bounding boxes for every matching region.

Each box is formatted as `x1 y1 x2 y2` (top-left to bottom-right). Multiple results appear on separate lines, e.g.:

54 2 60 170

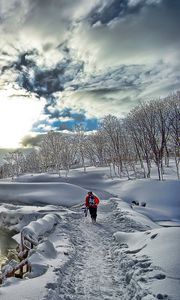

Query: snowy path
42 200 154 300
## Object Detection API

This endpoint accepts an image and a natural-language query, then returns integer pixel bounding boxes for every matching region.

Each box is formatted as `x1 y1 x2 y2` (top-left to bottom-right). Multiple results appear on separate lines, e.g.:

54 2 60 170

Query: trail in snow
42 199 160 300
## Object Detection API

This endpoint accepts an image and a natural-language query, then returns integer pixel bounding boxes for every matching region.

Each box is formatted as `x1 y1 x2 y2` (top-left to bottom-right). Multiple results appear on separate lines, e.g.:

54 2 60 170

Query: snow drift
0 182 87 207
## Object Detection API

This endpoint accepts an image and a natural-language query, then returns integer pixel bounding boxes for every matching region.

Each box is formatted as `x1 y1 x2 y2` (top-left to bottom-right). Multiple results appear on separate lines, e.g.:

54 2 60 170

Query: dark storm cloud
1 46 84 96
1 49 36 74
21 134 44 147
87 0 153 26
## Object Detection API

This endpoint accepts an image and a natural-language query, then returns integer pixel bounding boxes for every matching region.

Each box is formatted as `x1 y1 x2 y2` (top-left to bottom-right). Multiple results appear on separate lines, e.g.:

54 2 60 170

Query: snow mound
111 198 159 229
114 227 180 298
37 240 57 259
22 213 58 243
0 182 87 207
117 179 180 222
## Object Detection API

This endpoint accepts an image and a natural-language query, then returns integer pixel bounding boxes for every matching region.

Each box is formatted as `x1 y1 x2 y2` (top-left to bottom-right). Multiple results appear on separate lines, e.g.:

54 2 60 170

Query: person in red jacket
85 191 100 223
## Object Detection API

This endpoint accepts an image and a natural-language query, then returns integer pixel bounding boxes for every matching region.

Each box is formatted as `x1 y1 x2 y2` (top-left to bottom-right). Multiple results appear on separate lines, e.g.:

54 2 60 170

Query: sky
0 0 180 148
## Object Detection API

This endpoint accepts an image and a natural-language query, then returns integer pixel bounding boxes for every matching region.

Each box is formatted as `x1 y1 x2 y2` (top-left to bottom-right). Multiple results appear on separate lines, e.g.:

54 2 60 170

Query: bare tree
60 135 78 177
24 149 41 173
126 110 152 178
39 131 63 175
136 99 171 180
74 124 87 172
4 150 25 177
101 115 124 177
86 130 107 166
168 93 180 179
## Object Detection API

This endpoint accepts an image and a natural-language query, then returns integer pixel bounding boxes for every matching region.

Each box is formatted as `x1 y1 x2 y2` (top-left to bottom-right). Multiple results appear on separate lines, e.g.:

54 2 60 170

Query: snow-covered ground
0 164 180 300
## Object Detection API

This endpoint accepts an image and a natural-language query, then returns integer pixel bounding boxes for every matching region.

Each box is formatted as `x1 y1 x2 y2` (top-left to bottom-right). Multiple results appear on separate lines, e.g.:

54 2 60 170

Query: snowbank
1 168 179 223
0 210 73 300
21 213 58 245
0 182 87 207
111 198 159 229
114 227 180 299
13 168 180 223
117 179 180 223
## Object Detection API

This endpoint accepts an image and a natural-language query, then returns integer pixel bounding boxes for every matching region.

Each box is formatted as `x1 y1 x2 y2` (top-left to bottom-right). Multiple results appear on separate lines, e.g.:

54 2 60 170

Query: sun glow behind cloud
0 92 44 148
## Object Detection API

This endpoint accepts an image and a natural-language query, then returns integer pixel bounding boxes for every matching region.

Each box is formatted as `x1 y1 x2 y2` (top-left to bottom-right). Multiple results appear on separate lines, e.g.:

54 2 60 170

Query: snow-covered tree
39 131 63 175
74 124 87 172
4 150 25 177
24 149 41 173
168 93 180 179
60 135 78 177
86 130 107 167
101 115 124 177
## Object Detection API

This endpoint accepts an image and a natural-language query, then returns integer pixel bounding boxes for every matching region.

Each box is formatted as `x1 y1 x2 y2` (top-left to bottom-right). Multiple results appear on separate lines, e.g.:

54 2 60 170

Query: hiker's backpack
88 195 95 206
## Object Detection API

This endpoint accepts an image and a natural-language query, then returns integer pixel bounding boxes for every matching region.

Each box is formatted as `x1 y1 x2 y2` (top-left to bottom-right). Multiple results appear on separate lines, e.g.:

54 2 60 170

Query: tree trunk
146 159 151 178
109 163 113 179
124 163 130 180
157 162 162 181
175 151 180 180
132 162 137 179
165 146 170 167
117 165 122 178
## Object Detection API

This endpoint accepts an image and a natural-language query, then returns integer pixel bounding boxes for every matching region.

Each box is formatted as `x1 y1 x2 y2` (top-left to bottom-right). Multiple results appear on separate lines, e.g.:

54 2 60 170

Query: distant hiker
85 191 100 223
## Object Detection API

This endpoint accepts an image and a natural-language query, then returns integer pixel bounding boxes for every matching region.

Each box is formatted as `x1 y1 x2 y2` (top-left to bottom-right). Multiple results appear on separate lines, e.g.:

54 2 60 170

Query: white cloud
69 1 180 70
128 0 162 7
0 0 101 53
36 124 53 132
54 57 180 119
56 90 135 119
58 116 74 122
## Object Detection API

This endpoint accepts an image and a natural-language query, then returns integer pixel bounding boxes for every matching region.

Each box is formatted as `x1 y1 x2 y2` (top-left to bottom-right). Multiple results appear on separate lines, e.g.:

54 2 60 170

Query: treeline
1 93 179 180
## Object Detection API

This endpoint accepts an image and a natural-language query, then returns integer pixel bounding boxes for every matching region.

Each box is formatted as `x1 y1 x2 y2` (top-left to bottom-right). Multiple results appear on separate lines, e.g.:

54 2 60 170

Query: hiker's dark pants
89 207 97 220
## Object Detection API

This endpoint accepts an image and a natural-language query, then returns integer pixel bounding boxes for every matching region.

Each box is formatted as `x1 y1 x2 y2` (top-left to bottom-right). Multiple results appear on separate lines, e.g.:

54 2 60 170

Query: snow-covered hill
0 166 179 299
